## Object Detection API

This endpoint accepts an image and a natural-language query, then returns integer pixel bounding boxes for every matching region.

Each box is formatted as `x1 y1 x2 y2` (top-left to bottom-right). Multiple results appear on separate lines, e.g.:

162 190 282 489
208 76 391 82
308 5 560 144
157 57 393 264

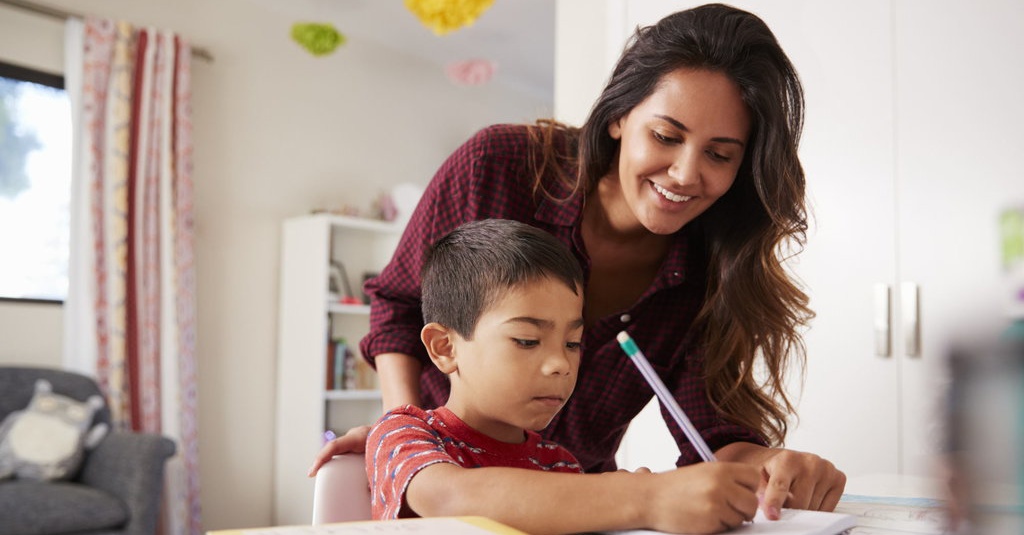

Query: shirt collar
534 176 583 228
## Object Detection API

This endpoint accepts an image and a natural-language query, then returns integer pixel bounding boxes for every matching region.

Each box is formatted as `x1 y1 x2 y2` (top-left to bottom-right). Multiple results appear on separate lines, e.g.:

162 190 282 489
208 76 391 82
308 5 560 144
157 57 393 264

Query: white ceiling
273 0 556 100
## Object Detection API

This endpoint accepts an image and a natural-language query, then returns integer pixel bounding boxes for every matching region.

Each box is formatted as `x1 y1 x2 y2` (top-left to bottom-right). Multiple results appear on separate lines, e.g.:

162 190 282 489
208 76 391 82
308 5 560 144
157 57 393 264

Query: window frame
0 60 64 90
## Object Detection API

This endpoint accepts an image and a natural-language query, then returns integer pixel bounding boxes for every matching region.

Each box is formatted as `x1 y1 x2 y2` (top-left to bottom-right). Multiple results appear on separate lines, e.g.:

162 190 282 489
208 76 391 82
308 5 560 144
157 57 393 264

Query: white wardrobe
556 0 1024 478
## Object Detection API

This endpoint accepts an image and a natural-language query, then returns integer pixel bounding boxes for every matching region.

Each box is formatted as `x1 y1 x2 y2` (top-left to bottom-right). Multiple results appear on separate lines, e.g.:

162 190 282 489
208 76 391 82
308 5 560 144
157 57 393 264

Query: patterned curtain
64 17 201 535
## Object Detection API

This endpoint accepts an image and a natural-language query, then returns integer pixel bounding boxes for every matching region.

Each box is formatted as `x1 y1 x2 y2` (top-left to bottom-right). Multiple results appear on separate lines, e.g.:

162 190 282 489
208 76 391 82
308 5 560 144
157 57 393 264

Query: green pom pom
291 23 345 56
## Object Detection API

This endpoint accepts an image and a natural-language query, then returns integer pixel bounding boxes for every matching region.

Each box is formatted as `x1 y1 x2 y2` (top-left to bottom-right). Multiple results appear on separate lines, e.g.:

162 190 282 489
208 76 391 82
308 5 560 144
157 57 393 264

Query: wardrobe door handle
874 283 891 357
902 282 920 357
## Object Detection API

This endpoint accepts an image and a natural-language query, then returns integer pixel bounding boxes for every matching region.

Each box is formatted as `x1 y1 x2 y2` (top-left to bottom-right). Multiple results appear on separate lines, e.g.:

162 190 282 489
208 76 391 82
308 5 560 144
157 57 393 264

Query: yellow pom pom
404 0 495 36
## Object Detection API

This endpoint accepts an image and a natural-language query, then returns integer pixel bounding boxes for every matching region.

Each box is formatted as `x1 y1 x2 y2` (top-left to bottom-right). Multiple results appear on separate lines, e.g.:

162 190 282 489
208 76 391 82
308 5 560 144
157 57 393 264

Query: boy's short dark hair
421 219 585 339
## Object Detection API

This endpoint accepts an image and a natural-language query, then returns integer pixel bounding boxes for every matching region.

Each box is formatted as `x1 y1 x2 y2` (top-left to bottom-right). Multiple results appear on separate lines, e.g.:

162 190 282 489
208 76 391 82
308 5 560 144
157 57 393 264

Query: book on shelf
341 339 357 390
326 337 380 391
326 337 354 391
325 340 337 390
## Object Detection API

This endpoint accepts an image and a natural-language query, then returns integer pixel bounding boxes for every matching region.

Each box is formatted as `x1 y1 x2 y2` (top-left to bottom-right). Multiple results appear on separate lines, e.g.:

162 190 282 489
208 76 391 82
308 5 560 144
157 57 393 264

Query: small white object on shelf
318 212 403 233
391 182 424 225
328 302 370 315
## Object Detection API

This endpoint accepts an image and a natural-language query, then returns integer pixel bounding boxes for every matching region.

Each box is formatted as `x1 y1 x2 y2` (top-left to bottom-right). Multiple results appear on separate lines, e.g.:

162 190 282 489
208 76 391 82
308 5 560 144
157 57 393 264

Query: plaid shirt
361 124 764 472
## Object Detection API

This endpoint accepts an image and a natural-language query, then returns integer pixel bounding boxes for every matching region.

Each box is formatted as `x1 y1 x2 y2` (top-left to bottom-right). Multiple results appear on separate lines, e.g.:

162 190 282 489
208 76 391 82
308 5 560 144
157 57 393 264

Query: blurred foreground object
1002 207 1024 318
944 323 1024 533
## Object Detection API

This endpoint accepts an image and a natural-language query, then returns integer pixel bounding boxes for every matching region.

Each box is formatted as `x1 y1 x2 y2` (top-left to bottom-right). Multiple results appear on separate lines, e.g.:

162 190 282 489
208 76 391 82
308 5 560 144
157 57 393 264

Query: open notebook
210 510 856 535
602 508 857 535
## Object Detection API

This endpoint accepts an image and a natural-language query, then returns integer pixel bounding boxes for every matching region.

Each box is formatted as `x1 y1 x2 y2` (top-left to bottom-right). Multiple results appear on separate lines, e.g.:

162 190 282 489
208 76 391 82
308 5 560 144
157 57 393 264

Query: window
0 61 71 303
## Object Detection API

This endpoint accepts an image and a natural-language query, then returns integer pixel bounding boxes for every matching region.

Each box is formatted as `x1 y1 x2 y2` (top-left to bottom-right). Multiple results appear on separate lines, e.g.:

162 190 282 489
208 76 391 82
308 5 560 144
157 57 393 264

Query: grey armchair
0 366 176 535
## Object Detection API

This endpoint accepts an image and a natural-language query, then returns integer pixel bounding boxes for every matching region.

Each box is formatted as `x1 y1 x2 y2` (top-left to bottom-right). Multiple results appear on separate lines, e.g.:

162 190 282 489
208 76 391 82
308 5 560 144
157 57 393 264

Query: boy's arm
406 461 761 535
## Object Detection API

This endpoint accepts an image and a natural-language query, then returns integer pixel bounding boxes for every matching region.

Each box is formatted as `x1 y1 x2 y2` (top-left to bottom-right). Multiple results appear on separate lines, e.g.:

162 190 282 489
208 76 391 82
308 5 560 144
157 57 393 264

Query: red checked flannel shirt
360 124 765 473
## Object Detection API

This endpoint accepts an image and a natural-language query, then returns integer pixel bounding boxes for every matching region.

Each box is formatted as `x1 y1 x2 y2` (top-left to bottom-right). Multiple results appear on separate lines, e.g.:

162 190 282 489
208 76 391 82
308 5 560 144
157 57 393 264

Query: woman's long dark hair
528 3 812 447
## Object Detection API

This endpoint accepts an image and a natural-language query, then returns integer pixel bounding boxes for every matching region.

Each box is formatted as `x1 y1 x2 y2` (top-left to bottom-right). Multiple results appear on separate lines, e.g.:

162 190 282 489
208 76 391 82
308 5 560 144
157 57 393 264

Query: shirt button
619 314 631 323
672 271 681 277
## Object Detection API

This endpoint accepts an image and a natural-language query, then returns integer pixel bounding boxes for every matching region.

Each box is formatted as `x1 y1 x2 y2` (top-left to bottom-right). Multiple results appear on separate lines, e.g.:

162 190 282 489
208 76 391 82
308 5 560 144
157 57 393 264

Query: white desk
840 473 1021 534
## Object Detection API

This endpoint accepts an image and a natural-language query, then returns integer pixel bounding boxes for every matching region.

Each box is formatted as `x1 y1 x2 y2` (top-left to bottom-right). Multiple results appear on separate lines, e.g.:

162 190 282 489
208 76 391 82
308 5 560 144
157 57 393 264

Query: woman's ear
421 322 458 374
608 117 623 140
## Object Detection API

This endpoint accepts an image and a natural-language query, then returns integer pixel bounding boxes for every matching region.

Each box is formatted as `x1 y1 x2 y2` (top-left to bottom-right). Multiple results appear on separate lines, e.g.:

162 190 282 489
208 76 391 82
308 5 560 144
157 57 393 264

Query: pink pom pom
445 59 497 86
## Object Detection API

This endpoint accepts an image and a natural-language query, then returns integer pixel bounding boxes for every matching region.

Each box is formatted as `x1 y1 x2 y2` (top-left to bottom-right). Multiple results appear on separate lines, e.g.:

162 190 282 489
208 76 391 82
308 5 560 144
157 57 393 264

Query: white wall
553 0 627 125
0 300 63 367
0 3 65 370
0 0 551 530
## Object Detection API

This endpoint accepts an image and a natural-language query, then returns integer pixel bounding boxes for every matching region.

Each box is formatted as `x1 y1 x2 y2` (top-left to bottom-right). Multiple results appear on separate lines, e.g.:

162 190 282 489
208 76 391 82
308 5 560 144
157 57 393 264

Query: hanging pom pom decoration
404 0 495 36
445 59 497 86
291 22 346 56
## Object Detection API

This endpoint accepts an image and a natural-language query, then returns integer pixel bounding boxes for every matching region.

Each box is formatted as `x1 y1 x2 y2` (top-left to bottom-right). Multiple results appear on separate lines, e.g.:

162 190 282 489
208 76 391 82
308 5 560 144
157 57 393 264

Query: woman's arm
359 128 495 368
407 461 761 535
311 129 510 477
375 352 423 411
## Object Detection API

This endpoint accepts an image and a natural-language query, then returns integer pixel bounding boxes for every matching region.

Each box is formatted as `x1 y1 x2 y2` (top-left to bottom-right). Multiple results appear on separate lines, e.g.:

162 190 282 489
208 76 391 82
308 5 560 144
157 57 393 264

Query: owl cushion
0 379 109 481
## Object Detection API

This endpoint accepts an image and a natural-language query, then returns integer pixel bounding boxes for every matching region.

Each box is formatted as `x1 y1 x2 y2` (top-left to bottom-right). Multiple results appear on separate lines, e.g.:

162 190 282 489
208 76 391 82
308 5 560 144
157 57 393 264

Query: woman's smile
651 181 693 203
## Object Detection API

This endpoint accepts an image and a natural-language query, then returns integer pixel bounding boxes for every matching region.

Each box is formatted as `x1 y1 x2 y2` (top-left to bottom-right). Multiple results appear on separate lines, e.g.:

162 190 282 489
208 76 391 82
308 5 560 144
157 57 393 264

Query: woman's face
607 68 751 235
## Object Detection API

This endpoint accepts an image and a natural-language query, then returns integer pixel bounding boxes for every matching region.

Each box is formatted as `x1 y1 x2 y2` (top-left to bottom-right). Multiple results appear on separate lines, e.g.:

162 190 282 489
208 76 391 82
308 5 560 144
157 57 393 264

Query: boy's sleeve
366 409 458 520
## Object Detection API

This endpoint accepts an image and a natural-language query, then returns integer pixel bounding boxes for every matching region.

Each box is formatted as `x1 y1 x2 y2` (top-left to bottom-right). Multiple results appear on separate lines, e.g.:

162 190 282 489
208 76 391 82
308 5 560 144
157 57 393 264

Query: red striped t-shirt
366 405 583 520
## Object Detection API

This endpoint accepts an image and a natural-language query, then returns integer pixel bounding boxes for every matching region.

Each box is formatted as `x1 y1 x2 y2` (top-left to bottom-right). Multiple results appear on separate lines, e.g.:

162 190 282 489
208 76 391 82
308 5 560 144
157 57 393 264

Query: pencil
616 331 717 462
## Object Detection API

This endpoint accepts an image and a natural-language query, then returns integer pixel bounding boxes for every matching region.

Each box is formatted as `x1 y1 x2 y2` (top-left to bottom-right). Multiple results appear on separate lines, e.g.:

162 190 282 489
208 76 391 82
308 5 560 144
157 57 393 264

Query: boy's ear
421 322 458 374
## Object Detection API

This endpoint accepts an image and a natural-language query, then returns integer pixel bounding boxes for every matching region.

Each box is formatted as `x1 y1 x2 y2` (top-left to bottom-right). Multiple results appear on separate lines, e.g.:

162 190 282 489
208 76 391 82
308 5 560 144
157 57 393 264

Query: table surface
842 473 1022 535
844 473 946 499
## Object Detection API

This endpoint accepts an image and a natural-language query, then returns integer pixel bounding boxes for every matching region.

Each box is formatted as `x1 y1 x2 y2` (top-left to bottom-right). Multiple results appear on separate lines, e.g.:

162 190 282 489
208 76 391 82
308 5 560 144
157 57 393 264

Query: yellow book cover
207 516 528 535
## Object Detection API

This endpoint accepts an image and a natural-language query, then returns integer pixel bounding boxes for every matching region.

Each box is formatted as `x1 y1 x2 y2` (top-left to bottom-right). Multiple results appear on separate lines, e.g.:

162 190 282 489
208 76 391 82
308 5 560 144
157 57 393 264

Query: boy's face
429 276 584 443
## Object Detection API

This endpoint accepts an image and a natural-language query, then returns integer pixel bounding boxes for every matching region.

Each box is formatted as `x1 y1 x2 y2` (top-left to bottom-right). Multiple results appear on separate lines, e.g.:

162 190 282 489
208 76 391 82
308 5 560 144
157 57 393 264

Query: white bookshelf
273 213 402 525
324 389 383 401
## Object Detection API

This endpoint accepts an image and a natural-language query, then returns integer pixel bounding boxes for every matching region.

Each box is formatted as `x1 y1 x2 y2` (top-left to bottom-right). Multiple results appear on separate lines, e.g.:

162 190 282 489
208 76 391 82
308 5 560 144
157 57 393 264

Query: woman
311 3 845 519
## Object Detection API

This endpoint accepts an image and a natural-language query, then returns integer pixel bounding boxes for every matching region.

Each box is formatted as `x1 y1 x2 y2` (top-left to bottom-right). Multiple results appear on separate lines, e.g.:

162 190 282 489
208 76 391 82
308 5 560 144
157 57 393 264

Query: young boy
365 219 761 535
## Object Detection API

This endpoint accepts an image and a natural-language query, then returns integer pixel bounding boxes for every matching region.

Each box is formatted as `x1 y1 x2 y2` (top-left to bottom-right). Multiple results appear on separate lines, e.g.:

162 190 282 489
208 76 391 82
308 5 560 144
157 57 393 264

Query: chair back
0 366 112 427
311 453 372 524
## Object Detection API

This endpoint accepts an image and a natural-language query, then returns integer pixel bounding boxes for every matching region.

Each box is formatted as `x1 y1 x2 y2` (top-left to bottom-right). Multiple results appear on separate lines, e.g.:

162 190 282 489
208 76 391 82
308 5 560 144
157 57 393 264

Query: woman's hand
759 448 846 517
715 442 846 520
307 425 371 477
